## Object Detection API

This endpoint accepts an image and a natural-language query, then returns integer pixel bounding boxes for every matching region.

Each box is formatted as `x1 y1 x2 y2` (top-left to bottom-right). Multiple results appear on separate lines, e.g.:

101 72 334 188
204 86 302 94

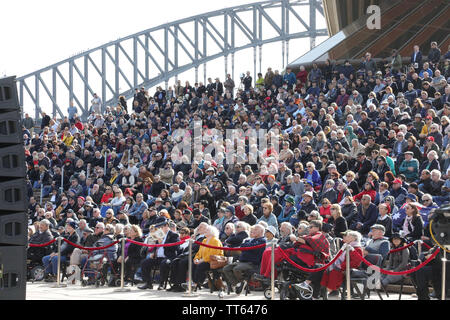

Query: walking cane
346 244 351 301
52 237 67 288
183 238 198 297
271 242 276 300
115 237 130 292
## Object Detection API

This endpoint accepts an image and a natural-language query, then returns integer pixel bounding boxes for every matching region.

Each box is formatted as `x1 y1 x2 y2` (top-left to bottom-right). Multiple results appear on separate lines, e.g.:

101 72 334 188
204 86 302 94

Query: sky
1 0 327 115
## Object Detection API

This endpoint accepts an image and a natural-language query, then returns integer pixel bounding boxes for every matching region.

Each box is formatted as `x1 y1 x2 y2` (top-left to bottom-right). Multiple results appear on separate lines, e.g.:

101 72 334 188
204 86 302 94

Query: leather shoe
138 283 152 290
157 284 165 290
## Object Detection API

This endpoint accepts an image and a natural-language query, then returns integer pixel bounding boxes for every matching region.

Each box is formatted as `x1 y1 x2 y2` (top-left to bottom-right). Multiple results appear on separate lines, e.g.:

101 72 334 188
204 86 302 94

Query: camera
428 204 450 246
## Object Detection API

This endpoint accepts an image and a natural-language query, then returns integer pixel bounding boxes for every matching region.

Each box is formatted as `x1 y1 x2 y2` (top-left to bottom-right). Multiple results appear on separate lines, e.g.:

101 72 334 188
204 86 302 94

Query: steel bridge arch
17 0 327 120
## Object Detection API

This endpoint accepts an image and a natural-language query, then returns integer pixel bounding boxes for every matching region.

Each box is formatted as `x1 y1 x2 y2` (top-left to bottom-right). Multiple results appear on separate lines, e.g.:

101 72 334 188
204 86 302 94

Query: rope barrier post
346 244 351 301
417 240 422 257
104 152 108 173
114 237 130 292
52 237 67 288
442 248 447 301
183 238 198 297
271 242 275 300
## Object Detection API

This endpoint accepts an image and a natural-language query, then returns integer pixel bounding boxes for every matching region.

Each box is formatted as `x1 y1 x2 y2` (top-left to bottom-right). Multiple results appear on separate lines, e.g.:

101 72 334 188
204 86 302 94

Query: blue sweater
238 237 267 264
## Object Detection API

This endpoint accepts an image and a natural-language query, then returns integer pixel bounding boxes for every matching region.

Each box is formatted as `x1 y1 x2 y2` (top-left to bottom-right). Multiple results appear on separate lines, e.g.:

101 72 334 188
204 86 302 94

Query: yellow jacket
194 237 224 263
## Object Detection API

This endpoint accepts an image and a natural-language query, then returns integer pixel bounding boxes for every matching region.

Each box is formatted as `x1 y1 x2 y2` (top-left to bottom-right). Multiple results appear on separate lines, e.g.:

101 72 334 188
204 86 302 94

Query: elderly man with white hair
222 224 266 294
432 168 450 206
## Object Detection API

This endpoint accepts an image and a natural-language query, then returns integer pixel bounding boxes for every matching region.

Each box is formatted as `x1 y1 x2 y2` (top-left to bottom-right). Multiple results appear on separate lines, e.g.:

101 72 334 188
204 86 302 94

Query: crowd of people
24 41 450 300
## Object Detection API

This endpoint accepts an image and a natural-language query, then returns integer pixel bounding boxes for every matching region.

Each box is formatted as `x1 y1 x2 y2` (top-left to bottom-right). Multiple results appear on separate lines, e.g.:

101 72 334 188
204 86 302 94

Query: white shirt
156 231 168 258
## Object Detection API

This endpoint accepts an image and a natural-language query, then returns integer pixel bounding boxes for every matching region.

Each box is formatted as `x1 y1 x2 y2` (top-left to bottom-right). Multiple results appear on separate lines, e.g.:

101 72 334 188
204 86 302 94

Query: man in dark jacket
28 219 54 263
352 195 378 235
139 218 180 290
42 221 79 282
222 224 266 293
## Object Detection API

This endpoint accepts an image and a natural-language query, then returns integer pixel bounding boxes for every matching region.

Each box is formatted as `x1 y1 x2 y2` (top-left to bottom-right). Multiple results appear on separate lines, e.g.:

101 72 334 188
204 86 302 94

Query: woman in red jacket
353 181 376 203
320 230 363 297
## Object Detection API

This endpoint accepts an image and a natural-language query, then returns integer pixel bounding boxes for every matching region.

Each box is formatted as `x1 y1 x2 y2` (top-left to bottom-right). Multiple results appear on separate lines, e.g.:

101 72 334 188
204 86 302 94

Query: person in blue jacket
278 195 297 225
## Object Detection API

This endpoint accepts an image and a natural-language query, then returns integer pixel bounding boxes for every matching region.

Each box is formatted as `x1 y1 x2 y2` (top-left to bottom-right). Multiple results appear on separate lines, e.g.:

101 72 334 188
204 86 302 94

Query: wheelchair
259 256 313 300
27 246 52 282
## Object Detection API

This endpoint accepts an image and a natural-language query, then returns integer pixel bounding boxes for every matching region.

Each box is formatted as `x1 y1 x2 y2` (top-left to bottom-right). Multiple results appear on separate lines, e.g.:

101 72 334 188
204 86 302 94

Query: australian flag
392 202 437 231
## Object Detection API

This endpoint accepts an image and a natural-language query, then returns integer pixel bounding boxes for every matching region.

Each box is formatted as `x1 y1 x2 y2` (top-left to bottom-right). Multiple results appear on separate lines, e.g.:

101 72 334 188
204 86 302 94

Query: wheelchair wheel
31 266 45 282
115 279 122 287
263 288 272 300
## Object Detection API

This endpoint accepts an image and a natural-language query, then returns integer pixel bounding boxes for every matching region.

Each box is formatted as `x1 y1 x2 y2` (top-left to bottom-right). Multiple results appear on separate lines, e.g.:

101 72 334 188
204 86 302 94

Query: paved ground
26 281 417 300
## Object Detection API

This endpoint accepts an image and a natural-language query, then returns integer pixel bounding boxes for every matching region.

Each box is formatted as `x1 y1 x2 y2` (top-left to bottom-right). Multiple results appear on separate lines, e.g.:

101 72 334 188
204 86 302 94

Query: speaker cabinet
0 212 27 246
0 246 26 300
0 76 19 111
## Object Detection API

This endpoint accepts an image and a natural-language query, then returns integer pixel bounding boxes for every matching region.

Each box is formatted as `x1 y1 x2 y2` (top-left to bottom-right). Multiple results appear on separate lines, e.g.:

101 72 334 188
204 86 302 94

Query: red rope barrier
63 238 119 251
388 241 415 254
29 239 57 247
355 247 440 276
127 238 187 248
422 242 432 249
194 241 267 251
278 248 345 273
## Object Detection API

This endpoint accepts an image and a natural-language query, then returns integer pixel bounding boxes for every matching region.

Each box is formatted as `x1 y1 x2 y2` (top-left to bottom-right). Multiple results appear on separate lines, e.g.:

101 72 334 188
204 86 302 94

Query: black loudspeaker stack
0 76 27 300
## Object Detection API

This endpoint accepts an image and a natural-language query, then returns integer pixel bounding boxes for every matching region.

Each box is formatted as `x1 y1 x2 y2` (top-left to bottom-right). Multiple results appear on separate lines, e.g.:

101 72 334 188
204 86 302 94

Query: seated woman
401 203 424 242
353 181 376 203
380 233 409 288
119 225 144 284
319 230 364 299
191 225 224 291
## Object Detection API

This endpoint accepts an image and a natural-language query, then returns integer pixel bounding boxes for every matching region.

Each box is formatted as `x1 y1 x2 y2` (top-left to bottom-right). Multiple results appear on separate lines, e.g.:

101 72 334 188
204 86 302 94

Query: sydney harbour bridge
16 0 328 120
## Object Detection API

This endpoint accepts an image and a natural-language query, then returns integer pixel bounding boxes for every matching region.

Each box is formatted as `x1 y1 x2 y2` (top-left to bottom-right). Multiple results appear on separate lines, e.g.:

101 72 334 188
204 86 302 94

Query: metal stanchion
104 152 108 173
183 238 198 297
442 249 447 301
60 166 64 195
115 237 130 292
52 237 67 288
346 244 351 301
417 240 422 257
271 242 275 300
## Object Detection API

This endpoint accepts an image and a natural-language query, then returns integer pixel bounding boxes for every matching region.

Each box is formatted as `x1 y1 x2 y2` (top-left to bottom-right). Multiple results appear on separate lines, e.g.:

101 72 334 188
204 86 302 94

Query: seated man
363 224 390 265
350 194 378 235
28 219 54 263
222 224 266 294
138 218 180 290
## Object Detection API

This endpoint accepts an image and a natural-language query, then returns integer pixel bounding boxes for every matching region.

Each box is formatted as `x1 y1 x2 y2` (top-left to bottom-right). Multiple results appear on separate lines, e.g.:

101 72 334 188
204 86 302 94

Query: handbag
209 255 228 270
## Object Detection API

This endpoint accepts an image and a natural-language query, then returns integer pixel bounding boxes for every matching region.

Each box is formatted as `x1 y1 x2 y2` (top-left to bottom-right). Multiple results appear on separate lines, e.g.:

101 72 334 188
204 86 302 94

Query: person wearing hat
188 208 210 231
264 225 278 246
380 233 409 287
42 220 80 282
278 195 297 225
389 178 409 209
139 217 180 290
399 151 419 182
364 224 390 261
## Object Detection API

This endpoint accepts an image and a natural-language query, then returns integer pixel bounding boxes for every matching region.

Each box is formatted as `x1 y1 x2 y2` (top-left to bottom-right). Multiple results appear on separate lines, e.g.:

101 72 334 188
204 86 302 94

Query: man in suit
138 218 180 290
411 45 423 72
396 73 411 93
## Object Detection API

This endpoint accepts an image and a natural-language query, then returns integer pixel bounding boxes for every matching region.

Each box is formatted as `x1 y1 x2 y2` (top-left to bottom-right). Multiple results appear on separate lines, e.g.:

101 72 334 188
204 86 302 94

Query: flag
392 202 437 231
